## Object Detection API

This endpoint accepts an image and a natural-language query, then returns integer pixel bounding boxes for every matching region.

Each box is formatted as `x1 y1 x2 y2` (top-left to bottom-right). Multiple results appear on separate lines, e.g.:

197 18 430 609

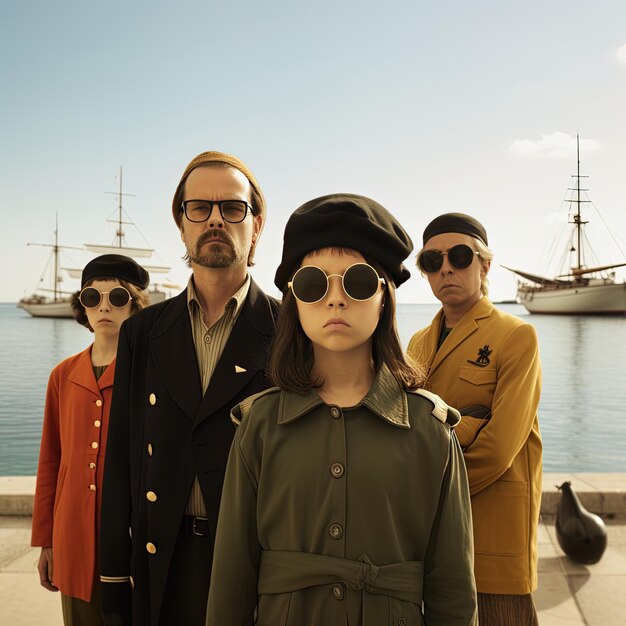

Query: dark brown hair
71 277 150 332
269 249 425 393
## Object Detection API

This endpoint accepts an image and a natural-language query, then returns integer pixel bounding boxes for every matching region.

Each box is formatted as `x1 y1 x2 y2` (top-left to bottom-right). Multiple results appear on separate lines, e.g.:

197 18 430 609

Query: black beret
274 193 413 291
422 212 488 246
81 254 150 290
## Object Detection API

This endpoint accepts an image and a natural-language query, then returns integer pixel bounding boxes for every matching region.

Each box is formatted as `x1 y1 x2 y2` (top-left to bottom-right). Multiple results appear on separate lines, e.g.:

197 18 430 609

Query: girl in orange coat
31 255 149 625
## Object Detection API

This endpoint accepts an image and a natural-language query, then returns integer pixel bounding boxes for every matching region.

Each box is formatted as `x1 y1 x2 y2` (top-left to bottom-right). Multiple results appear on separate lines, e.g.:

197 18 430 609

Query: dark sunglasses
79 286 132 309
418 244 479 273
181 199 254 224
288 263 385 304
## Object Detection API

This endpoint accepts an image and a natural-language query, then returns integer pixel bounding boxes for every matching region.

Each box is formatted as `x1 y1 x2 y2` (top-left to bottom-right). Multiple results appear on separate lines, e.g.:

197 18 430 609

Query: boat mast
569 134 589 279
53 212 59 302
104 166 135 249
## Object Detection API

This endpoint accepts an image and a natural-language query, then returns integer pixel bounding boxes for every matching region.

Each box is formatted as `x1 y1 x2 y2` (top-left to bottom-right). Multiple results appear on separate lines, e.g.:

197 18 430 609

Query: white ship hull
18 299 73 318
519 281 626 315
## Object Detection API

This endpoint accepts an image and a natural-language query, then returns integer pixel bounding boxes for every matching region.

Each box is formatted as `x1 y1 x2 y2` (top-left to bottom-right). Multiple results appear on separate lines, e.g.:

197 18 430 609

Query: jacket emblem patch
467 344 492 367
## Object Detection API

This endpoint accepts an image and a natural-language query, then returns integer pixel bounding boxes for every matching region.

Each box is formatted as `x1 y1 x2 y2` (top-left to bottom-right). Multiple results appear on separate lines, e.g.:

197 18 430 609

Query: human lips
324 317 350 328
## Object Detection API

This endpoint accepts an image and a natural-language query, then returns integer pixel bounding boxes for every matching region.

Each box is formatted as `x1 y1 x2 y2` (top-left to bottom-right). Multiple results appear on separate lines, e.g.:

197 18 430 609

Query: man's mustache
196 230 234 248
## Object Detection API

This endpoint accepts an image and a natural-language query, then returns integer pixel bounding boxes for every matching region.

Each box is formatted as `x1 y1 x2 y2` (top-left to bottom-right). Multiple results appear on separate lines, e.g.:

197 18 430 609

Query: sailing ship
504 136 626 315
19 169 175 318
18 214 83 318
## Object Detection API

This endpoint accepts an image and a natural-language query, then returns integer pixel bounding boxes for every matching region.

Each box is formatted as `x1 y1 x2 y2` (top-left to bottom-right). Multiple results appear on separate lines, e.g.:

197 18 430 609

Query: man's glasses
418 244 479 273
181 199 254 224
79 286 132 309
288 263 385 304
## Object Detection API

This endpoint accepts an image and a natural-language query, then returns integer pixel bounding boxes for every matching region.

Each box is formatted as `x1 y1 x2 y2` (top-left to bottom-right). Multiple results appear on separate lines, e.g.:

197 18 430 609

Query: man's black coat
100 280 279 625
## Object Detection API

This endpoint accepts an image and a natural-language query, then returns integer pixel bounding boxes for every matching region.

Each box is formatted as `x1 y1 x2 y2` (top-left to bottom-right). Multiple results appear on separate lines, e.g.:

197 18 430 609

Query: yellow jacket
407 297 542 595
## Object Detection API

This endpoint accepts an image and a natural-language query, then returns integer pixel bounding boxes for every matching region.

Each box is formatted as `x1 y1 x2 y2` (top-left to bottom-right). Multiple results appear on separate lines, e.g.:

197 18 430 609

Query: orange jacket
408 298 542 595
31 345 115 602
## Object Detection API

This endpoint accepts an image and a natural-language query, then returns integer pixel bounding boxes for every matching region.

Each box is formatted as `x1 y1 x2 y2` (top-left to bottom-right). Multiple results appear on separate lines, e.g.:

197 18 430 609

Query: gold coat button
330 406 341 419
89 484 96 491
146 542 156 554
332 584 344 600
128 526 132 539
91 441 99 449
329 523 343 539
146 491 157 502
94 420 101 428
129 576 135 590
147 443 153 456
89 462 96 470
330 463 344 478
95 399 102 407
149 393 157 406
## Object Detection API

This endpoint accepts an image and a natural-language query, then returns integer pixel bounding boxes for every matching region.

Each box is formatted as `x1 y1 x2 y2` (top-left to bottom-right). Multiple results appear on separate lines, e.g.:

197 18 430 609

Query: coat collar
427 297 493 376
67 345 115 394
277 364 410 429
149 278 278 424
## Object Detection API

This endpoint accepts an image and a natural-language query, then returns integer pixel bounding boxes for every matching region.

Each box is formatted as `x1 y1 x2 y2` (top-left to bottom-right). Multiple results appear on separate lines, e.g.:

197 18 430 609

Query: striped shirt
184 274 250 517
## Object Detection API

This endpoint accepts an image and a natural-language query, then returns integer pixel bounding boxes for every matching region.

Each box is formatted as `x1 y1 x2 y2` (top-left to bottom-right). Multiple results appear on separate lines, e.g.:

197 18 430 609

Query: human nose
99 293 111 311
325 275 347 308
206 203 225 229
439 252 454 274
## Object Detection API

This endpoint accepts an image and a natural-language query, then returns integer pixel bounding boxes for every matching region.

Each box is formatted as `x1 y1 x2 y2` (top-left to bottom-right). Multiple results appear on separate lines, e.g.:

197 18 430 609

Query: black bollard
556 481 607 565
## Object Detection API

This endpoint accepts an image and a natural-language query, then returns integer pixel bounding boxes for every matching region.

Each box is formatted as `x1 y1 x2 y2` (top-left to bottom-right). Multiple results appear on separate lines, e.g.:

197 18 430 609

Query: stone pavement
0 474 624 625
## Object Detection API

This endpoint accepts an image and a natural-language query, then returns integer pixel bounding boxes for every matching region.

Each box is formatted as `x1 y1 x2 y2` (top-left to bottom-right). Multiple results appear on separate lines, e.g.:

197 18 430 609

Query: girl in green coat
206 194 477 626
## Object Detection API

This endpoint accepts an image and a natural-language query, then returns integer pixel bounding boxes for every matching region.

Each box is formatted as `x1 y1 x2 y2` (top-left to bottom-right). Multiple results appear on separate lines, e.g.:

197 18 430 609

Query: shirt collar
277 363 410 429
186 274 250 324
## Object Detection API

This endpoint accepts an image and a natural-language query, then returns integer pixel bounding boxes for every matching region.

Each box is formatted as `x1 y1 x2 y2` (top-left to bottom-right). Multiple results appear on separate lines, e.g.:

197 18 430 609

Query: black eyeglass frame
79 286 133 309
418 244 480 273
180 199 255 224
288 263 386 304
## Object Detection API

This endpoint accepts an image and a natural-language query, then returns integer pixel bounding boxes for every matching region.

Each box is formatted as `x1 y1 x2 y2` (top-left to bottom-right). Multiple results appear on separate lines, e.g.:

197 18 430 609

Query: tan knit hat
171 151 266 228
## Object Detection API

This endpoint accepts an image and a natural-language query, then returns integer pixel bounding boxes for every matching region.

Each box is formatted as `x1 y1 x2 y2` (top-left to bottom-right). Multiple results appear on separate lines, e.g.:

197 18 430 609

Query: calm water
1 302 625 475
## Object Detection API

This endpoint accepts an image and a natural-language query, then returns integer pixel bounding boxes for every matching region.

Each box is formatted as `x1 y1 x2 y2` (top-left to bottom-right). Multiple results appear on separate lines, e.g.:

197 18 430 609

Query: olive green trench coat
206 365 477 626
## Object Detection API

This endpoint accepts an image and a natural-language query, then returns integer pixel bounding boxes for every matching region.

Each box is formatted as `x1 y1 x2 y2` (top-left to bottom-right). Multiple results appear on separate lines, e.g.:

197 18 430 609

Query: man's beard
188 230 242 268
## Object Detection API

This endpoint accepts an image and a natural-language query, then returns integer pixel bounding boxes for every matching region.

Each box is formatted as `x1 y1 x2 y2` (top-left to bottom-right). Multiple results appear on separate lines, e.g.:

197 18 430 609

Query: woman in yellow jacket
31 255 149 626
407 213 542 626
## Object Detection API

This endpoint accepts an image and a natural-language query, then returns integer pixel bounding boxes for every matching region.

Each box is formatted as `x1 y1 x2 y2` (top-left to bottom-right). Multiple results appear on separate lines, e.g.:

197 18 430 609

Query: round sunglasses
418 244 479 273
288 263 385 304
79 286 132 309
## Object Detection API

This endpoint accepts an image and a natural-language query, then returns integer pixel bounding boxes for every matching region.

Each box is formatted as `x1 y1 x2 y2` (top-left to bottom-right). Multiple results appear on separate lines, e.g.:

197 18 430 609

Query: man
407 213 542 626
100 152 279 626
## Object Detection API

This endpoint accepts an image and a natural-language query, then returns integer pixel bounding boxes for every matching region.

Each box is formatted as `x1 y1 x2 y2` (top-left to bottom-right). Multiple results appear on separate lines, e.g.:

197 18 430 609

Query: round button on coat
89 484 96 491
329 407 341 419
89 462 96 470
329 524 343 539
149 393 157 406
146 542 157 554
330 463 344 478
147 443 153 456
146 491 157 502
332 584 344 600
95 399 102 407
91 441 98 449
94 420 101 428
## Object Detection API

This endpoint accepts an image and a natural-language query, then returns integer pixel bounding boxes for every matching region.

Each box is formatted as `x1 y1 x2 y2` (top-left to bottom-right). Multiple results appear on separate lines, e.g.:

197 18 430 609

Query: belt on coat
258 550 423 605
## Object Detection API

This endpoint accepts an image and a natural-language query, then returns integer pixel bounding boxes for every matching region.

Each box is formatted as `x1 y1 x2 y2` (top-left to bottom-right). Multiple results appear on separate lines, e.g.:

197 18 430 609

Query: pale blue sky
2 0 626 303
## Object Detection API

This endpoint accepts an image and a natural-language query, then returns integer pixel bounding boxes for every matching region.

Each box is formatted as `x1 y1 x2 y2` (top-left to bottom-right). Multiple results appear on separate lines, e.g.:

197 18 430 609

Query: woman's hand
37 547 58 592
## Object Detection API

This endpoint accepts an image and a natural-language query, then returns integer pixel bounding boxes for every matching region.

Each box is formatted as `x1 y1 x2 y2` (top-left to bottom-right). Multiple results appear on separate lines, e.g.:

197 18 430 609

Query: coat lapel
194 280 275 427
150 290 203 420
67 346 101 396
428 298 493 377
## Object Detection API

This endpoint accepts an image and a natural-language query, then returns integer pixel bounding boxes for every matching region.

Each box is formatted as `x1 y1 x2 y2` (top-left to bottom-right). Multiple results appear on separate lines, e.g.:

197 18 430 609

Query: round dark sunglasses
288 263 385 304
418 244 479 273
79 286 132 309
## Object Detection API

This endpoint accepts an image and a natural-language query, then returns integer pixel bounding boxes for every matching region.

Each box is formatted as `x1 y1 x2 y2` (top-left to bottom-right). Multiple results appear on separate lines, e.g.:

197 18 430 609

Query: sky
2 0 626 304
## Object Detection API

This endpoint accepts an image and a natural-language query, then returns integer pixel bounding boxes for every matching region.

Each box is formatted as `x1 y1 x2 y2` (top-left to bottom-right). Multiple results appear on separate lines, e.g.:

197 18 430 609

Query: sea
0 302 625 475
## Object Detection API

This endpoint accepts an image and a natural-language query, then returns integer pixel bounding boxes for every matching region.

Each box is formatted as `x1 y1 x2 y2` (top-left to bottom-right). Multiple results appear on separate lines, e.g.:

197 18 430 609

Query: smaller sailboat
18 214 81 318
504 136 626 314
